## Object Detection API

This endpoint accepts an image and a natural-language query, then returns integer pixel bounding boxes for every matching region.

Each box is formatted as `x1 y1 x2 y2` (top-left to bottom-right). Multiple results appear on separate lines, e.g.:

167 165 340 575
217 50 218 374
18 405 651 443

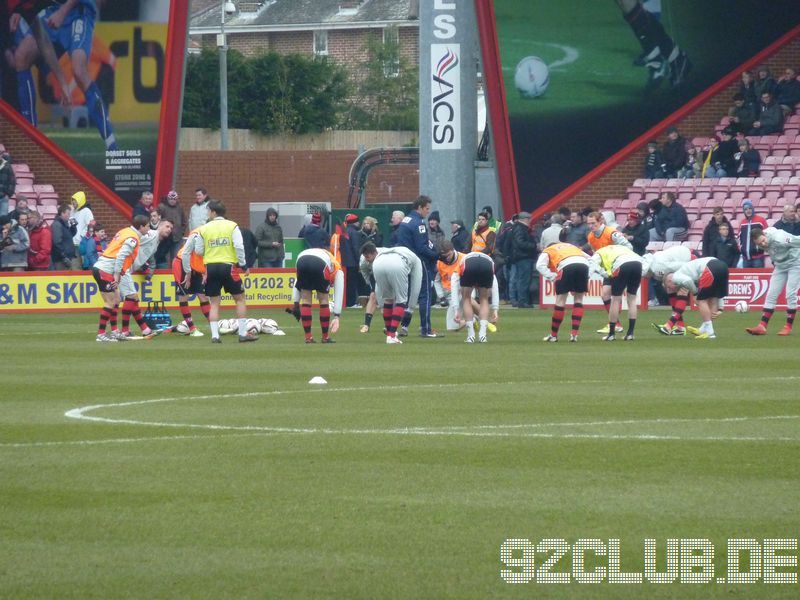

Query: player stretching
663 257 729 340
172 227 211 336
536 242 591 342
745 226 800 336
643 245 693 335
116 217 174 339
586 211 632 335
194 200 258 344
590 245 643 341
360 243 422 345
436 240 466 331
291 247 343 344
451 251 499 343
90 215 150 342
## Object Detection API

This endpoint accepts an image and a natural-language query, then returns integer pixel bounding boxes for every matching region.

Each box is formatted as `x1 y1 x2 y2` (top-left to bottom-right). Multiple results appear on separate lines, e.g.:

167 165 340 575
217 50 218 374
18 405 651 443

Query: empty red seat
33 184 55 194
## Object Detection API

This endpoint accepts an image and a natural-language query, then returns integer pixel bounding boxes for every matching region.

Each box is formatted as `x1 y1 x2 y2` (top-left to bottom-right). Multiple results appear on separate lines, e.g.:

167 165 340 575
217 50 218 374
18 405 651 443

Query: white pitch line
0 432 281 449
501 41 579 71
48 384 800 447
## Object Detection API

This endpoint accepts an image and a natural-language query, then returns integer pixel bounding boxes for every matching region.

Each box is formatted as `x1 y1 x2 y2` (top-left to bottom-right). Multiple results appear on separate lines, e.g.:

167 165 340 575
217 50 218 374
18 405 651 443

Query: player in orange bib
536 242 591 342
172 227 211 336
90 215 150 342
586 211 633 334
436 240 466 330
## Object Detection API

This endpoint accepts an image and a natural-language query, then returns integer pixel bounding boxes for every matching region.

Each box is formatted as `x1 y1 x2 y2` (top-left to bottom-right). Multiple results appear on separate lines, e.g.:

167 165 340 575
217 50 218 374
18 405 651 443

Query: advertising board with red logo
540 274 648 309
727 269 798 310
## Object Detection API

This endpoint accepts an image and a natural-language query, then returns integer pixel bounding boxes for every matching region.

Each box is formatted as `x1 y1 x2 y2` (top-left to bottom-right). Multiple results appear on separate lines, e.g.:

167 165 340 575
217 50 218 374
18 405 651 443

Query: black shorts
92 267 116 293
696 259 729 300
460 256 494 288
610 261 642 296
295 255 330 294
171 258 205 296
204 263 244 297
555 263 589 295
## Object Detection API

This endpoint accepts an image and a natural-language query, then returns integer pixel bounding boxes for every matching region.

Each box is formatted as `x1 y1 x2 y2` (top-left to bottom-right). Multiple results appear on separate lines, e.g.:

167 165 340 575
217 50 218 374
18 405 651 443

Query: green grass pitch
1 307 799 597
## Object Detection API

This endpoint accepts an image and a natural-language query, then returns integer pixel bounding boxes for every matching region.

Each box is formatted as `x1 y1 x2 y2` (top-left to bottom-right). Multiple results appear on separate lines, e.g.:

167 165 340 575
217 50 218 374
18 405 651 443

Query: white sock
702 320 714 335
210 321 219 338
479 319 488 336
238 318 247 336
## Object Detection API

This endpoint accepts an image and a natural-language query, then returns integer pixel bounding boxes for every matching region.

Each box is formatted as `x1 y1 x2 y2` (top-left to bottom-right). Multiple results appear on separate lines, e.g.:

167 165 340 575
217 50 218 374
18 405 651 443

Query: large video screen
1 0 175 205
486 0 800 212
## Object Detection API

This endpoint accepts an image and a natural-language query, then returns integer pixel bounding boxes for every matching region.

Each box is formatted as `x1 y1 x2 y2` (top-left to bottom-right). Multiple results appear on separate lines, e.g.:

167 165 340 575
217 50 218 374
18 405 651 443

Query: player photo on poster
0 1 171 205
487 0 800 212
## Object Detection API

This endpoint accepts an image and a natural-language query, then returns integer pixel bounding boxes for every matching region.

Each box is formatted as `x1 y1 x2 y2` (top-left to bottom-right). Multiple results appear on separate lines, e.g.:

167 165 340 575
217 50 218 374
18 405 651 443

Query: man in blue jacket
395 196 443 338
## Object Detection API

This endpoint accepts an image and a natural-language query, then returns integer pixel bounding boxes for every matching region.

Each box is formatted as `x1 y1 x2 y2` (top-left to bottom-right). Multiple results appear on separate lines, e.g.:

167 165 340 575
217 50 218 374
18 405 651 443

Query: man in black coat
509 212 538 308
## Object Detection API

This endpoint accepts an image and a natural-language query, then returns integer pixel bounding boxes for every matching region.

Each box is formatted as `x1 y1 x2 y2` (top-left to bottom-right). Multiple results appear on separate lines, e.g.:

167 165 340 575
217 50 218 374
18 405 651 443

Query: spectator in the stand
51 204 78 270
701 207 734 258
644 141 665 178
240 226 258 269
450 219 469 253
773 204 800 235
132 191 154 219
737 70 758 112
539 213 564 249
70 191 94 247
702 136 726 178
728 92 757 134
776 67 800 116
708 222 740 268
427 211 446 249
255 208 285 267
389 210 404 247
748 91 784 136
149 208 161 230
715 128 740 175
661 126 688 178
734 139 761 177
159 190 186 262
8 195 29 222
188 188 211 231
79 222 107 270
621 210 650 255
563 210 589 248
1 213 30 271
650 192 689 241
360 216 383 247
753 65 777 99
473 205 499 232
0 152 16 216
677 146 703 179
509 211 538 308
27 211 52 271
341 213 362 308
639 201 656 233
471 211 496 254
739 200 769 268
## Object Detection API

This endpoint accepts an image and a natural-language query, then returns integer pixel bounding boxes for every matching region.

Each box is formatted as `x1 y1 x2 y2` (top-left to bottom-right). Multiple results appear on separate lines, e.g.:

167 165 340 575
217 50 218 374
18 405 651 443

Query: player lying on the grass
450 251 499 343
91 215 150 342
642 244 694 335
536 242 590 342
589 245 643 341
291 247 343 344
661 257 730 340
586 211 632 334
360 243 422 345
745 225 800 336
172 227 211 337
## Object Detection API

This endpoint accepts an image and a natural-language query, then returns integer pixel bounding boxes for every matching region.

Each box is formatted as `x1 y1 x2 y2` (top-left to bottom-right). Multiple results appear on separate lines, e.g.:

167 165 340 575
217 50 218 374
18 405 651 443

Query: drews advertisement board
539 273 647 309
